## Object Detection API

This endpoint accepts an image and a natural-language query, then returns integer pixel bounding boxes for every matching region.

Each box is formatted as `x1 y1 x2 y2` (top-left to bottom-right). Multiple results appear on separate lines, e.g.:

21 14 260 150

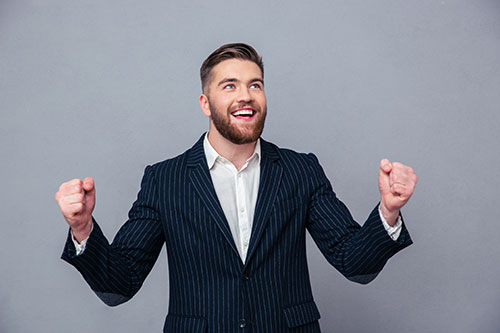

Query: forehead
210 59 263 82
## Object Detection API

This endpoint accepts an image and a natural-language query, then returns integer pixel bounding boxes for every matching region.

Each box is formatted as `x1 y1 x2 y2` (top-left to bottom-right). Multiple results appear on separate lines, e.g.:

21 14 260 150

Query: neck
207 128 257 171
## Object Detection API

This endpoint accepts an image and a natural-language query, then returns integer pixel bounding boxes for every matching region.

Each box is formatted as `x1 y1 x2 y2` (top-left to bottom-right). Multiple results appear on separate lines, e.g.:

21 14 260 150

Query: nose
237 86 253 103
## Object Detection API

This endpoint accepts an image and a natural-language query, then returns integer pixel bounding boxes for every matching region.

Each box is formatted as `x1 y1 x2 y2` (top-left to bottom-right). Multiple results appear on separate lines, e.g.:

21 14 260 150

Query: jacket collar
203 132 261 170
186 133 279 167
186 133 283 266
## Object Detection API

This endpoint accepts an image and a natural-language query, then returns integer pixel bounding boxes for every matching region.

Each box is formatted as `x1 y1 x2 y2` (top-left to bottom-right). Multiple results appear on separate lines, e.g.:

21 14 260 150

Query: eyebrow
217 77 264 87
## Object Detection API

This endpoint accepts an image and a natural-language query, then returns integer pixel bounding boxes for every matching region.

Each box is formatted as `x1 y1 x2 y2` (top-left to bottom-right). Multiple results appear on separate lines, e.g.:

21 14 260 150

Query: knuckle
70 179 83 187
61 182 79 194
61 206 71 216
69 184 82 194
74 203 83 212
60 182 71 192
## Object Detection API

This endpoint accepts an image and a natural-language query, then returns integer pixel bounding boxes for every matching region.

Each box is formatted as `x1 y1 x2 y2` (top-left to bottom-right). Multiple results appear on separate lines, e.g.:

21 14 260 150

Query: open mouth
231 108 256 120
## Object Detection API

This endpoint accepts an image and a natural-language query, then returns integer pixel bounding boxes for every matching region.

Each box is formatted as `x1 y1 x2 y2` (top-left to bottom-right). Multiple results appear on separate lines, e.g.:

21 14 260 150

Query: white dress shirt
203 134 261 263
72 135 402 256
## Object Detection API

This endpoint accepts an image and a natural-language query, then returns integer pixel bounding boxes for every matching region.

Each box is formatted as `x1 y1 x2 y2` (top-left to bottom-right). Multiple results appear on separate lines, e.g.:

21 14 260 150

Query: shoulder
261 138 319 163
146 134 206 176
260 138 322 173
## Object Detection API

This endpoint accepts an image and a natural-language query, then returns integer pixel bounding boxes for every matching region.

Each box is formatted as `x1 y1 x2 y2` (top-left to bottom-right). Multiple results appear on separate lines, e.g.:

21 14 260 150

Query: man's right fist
55 177 95 242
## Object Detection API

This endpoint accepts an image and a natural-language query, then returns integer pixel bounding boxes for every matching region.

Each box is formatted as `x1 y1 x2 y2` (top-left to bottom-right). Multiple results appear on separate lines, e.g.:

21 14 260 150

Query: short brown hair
200 43 264 93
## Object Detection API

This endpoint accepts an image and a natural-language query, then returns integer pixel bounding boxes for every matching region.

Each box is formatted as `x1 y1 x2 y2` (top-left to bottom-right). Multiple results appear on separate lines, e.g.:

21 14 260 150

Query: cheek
211 98 232 112
255 94 267 108
221 97 236 109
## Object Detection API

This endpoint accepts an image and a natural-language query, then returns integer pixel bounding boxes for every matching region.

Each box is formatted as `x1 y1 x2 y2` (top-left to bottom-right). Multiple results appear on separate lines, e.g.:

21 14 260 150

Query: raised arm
57 166 165 306
305 154 414 284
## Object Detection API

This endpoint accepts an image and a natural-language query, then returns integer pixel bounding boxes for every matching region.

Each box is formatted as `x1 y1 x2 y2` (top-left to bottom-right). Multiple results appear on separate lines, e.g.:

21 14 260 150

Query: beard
209 100 267 144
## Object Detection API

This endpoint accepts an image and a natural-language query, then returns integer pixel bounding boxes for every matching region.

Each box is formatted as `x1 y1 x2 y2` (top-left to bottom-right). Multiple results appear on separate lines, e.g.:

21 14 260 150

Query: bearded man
56 43 418 332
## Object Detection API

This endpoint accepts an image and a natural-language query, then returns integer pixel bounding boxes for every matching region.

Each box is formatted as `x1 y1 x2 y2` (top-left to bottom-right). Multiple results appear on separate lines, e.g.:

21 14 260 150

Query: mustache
229 103 261 113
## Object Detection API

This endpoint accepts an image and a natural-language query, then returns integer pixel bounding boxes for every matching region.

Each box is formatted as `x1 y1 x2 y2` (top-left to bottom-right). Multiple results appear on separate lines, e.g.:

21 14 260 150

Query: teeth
232 109 254 116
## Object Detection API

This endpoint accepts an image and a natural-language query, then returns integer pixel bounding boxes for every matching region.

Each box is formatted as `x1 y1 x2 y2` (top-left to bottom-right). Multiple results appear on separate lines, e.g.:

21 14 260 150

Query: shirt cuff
378 207 402 241
71 223 93 256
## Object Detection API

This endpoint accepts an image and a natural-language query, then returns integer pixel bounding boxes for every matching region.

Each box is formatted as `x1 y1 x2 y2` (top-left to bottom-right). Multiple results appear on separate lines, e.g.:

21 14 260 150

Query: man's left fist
378 159 418 226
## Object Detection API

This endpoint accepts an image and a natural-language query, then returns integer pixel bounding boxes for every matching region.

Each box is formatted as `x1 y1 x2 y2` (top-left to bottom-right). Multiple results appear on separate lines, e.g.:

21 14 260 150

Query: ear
199 94 211 117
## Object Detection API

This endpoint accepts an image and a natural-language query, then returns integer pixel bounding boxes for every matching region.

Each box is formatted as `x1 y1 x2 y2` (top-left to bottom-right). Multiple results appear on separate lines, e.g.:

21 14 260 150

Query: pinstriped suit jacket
62 134 412 332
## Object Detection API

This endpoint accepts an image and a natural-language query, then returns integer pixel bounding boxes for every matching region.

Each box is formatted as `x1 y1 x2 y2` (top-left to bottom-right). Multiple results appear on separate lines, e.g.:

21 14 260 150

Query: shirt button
239 319 247 328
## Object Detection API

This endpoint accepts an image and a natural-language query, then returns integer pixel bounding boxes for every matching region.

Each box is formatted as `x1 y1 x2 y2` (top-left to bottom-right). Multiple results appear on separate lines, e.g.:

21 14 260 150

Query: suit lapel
186 134 240 259
245 139 283 265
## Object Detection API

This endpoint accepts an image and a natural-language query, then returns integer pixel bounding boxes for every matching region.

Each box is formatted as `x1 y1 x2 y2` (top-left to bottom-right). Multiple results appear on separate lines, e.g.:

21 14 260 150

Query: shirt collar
203 132 261 170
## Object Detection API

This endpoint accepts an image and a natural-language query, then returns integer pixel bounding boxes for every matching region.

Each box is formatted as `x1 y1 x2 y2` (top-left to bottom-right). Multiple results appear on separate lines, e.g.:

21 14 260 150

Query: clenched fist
378 159 418 226
55 177 95 242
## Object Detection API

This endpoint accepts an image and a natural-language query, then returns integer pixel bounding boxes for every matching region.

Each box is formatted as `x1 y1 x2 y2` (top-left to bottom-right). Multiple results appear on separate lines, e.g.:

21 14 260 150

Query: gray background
1 0 499 332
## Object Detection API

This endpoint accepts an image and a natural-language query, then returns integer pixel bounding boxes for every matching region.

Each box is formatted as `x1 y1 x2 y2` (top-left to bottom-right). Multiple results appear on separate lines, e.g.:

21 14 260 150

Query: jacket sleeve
305 153 412 284
61 165 165 306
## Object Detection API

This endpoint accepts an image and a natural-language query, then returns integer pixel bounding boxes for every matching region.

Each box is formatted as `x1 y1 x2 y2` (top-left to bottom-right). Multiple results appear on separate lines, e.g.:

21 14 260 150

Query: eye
224 84 236 89
250 83 262 89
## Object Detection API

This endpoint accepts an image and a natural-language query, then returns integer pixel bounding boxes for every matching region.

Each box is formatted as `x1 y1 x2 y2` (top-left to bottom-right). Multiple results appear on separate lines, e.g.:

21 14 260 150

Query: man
56 43 417 332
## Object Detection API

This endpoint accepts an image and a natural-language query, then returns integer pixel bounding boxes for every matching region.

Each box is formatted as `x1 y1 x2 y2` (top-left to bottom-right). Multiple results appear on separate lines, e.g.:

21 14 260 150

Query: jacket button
239 319 247 328
242 274 249 281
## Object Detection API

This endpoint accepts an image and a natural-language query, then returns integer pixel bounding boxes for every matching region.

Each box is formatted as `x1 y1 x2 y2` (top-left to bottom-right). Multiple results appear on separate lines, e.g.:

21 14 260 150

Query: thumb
378 159 391 193
380 158 392 174
83 177 95 193
82 177 96 212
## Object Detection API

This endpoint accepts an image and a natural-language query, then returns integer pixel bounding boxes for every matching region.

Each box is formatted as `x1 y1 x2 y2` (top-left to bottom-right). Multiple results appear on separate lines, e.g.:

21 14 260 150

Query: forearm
62 220 140 302
308 203 412 284
339 206 411 279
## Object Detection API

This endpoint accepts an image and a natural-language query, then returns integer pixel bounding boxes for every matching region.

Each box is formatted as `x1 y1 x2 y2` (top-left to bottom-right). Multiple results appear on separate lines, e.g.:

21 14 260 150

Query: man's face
202 59 267 144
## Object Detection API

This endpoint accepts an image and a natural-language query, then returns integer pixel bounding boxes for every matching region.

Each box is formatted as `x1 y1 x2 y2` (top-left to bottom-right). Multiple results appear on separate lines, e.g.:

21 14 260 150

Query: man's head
199 43 267 145
200 43 264 95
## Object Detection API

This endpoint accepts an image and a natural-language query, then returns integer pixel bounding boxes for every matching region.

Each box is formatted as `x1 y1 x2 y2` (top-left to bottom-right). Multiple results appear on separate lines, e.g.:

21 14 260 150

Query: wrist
379 202 399 227
71 217 93 243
